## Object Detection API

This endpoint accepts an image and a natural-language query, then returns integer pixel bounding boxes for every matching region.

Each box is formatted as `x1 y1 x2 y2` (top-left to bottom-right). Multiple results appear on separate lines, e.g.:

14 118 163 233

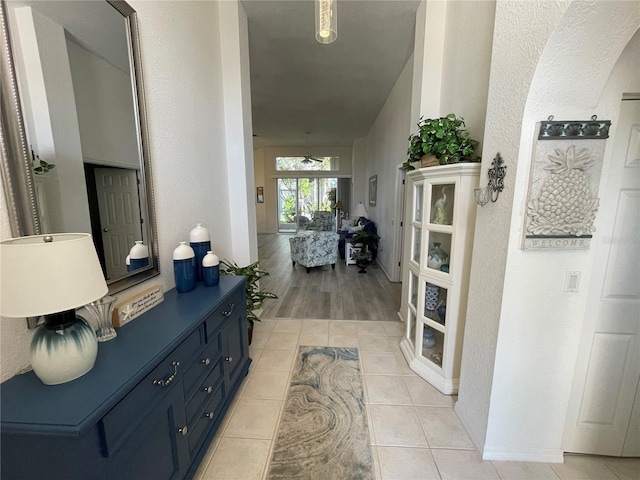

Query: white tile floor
194 319 639 480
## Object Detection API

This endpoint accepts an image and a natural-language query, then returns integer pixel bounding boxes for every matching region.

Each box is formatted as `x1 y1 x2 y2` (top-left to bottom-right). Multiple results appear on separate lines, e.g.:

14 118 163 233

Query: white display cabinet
399 163 480 394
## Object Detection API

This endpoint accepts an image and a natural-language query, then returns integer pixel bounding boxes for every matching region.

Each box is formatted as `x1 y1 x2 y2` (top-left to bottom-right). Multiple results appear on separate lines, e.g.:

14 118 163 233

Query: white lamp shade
0 233 108 318
353 202 368 218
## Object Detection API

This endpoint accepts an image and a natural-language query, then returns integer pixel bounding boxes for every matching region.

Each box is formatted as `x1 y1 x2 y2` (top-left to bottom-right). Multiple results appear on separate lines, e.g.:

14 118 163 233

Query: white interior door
563 99 640 456
95 167 142 281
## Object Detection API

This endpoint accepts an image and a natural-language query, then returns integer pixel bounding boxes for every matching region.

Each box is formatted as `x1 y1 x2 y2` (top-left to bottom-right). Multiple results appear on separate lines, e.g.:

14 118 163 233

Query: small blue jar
127 241 149 272
423 328 436 349
189 224 211 282
202 251 220 287
173 242 196 293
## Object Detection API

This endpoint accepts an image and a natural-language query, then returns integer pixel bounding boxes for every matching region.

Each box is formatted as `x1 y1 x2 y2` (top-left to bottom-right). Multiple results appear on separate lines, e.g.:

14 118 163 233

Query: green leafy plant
350 249 372 263
402 114 480 171
31 150 55 175
220 260 277 327
352 230 380 254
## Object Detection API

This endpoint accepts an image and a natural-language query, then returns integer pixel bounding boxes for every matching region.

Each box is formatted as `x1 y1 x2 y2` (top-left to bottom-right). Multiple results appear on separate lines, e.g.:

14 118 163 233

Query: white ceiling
242 0 420 148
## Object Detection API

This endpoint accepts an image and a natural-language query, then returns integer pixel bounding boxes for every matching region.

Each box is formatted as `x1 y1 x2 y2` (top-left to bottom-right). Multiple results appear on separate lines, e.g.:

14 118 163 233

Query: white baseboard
455 404 565 463
482 446 565 464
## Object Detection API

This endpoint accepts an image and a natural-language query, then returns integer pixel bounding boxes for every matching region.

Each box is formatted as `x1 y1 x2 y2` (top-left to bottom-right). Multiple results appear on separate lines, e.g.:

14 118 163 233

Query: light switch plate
564 271 581 292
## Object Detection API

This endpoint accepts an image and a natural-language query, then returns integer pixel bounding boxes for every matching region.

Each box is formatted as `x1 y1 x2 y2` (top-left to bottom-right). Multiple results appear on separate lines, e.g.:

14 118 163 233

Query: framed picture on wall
256 186 264 203
369 175 377 206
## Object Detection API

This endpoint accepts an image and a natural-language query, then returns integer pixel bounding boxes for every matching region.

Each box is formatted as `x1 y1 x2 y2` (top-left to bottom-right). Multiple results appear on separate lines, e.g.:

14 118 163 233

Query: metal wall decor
523 115 611 250
474 153 506 207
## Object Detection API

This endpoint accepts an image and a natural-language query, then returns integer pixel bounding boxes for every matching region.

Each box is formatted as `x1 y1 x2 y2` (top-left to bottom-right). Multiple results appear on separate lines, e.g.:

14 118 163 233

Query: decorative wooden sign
112 285 164 328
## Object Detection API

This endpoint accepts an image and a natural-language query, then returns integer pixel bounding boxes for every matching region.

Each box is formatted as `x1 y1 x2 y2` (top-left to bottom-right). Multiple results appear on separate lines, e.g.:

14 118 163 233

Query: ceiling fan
301 154 322 164
302 132 323 163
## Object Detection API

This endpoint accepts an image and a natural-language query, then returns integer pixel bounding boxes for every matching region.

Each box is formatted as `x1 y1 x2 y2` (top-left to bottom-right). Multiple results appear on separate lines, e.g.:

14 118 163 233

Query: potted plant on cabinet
220 260 277 344
402 113 480 171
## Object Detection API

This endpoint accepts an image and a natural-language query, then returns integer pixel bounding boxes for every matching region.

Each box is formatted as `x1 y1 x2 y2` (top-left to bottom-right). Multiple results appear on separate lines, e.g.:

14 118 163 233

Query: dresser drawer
188 385 225 455
182 337 222 401
185 360 224 424
101 326 204 456
205 289 243 342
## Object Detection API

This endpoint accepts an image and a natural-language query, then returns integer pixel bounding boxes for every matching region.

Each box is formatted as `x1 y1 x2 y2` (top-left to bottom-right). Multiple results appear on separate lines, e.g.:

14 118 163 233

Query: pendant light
315 0 337 44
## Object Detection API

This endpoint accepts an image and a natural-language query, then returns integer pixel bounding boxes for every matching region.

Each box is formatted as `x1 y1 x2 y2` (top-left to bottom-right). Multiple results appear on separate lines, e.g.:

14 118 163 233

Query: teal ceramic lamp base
30 309 98 385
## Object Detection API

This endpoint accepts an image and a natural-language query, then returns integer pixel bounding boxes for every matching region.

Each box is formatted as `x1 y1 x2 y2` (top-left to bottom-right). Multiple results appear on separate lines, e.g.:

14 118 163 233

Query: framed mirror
1 0 159 293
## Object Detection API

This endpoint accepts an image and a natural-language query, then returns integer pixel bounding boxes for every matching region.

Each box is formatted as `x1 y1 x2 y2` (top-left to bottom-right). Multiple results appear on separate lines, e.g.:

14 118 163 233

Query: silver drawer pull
225 356 233 363
201 358 211 366
222 303 234 317
205 412 215 420
178 426 188 436
153 361 179 387
203 385 213 394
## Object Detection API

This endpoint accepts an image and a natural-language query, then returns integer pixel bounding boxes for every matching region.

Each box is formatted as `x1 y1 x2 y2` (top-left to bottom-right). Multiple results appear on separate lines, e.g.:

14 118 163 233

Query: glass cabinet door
421 324 444 367
412 227 422 264
429 183 455 226
414 184 424 222
409 271 419 309
426 233 452 275
423 282 448 327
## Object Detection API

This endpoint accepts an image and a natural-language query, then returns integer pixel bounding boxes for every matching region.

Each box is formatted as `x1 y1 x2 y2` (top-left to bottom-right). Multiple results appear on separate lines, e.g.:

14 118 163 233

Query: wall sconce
315 0 337 44
475 153 506 207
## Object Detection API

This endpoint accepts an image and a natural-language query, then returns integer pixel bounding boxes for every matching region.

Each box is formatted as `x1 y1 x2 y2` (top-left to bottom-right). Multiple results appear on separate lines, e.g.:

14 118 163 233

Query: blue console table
0 276 250 480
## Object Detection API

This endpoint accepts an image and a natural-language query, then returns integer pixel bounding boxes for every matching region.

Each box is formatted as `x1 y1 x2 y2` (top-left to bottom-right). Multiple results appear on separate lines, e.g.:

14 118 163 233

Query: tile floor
194 319 639 480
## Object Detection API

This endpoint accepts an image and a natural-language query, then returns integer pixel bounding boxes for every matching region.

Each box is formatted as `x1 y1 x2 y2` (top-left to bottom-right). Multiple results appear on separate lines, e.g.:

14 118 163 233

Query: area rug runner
267 346 374 480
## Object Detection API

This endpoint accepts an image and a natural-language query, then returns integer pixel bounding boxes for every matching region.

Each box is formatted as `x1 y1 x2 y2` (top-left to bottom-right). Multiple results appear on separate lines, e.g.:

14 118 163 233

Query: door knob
103 228 110 232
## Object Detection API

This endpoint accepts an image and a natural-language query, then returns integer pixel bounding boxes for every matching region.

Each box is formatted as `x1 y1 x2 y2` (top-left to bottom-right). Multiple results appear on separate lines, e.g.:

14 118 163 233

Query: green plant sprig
220 260 277 326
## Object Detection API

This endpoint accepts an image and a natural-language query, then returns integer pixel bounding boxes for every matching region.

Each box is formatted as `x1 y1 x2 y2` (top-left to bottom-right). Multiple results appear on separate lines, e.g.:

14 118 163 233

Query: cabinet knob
178 426 188 436
205 411 215 420
153 361 179 387
203 385 213 394
201 358 210 366
225 356 233 362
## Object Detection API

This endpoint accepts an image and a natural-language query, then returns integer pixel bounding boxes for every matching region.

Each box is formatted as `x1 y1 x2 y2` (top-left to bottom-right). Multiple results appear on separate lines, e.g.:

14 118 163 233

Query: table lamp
0 233 108 385
353 202 368 221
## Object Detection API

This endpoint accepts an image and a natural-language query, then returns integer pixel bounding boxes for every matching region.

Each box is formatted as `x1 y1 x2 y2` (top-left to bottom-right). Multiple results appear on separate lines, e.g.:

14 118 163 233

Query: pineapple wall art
523 118 611 250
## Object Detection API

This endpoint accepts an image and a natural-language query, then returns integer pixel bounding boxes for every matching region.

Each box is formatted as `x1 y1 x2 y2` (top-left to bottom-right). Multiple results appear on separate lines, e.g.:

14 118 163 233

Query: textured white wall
440 0 495 154
485 1 640 462
0 178 33 381
1 0 238 382
220 0 258 265
457 0 640 462
361 58 413 280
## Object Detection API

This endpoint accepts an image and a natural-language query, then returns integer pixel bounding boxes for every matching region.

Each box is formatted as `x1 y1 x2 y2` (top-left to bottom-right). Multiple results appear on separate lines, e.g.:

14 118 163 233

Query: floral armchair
289 231 339 273
306 211 335 231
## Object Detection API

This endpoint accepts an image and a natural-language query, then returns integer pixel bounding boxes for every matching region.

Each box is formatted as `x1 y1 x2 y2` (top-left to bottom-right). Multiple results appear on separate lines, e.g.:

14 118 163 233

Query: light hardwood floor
257 234 402 321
